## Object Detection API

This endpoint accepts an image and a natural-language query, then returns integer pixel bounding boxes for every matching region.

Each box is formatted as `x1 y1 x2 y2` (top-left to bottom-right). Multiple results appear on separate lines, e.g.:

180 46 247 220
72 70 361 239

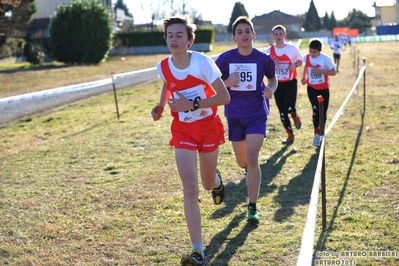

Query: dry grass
0 41 398 265
0 54 166 98
0 41 267 98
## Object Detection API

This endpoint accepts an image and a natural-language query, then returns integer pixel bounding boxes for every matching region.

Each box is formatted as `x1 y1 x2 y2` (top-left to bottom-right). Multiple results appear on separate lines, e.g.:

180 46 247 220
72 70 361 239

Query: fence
0 39 374 264
296 47 367 266
0 54 222 126
355 34 399 43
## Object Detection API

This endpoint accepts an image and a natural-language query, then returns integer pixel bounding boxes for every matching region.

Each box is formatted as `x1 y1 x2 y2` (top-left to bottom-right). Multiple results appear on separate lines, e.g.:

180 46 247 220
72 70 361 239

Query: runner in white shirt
301 38 336 146
265 24 303 145
330 34 343 73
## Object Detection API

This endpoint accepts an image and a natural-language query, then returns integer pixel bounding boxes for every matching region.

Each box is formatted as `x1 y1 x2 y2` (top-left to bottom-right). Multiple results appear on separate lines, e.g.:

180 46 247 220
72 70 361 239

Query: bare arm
223 72 240 88
264 76 278 99
151 82 171 121
167 77 230 112
301 64 307 85
311 67 336 76
289 60 303 72
206 77 231 107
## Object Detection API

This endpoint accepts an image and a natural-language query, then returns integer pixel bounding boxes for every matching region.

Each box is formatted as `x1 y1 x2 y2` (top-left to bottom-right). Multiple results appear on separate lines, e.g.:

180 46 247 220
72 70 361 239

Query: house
29 0 113 39
115 8 133 29
371 0 399 35
372 0 398 26
32 0 112 18
251 10 303 39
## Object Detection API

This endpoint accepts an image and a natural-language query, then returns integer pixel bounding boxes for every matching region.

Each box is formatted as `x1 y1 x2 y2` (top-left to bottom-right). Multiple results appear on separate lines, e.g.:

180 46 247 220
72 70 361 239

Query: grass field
1 41 398 265
0 41 269 98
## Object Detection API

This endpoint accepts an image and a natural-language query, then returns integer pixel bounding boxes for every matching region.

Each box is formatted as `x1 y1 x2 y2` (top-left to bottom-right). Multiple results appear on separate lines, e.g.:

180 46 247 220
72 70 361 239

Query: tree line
112 0 372 34
304 0 372 33
0 0 373 64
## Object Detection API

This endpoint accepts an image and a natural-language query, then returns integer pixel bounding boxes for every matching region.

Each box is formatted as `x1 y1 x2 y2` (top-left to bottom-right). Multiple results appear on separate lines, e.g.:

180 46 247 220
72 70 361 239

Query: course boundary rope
296 62 367 266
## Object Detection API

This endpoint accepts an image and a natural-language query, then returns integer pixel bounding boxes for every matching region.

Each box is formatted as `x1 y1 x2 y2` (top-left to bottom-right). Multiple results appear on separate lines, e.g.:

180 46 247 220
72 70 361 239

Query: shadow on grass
205 144 299 264
272 152 318 222
58 118 122 139
204 211 258 264
0 63 72 74
315 108 365 251
211 144 296 220
260 144 294 189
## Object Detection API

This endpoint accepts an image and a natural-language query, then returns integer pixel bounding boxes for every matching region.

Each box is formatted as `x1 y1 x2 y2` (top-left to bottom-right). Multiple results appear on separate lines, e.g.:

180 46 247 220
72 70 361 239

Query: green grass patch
1 42 398 265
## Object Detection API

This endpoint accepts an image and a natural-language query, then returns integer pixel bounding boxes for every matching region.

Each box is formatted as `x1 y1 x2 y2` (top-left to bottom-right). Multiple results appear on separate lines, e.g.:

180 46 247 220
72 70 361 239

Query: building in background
372 0 398 26
32 0 111 18
29 0 113 39
251 10 303 40
114 7 133 30
372 0 399 35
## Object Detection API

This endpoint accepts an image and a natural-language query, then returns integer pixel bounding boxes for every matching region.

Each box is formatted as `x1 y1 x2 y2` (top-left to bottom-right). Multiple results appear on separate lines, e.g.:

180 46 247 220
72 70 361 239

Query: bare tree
136 0 202 29
176 0 188 15
149 0 164 31
164 0 201 23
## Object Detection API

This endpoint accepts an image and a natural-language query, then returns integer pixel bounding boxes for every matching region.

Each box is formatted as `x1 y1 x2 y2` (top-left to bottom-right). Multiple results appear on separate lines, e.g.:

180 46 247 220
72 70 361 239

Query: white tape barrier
0 45 298 124
0 67 158 124
0 67 157 106
296 139 326 266
296 63 367 265
0 42 298 107
0 79 111 105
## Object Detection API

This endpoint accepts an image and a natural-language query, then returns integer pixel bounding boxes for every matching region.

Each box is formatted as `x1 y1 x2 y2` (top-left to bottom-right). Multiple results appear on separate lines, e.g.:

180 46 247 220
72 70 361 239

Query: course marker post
317 95 327 230
111 72 120 119
362 57 366 113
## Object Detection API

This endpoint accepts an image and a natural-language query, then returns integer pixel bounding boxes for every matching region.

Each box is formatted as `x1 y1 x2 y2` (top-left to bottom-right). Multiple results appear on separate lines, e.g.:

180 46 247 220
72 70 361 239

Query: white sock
192 242 204 258
215 173 221 189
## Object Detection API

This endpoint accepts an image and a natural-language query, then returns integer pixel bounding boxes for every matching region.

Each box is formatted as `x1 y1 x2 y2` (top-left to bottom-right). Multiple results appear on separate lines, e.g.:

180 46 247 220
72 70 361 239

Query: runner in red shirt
301 38 336 146
151 15 230 266
265 25 303 144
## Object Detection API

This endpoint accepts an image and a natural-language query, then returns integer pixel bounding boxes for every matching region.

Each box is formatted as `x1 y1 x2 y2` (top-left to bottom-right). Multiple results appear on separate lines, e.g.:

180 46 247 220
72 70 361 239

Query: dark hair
162 15 196 41
272 24 286 34
309 38 322 51
232 16 254 35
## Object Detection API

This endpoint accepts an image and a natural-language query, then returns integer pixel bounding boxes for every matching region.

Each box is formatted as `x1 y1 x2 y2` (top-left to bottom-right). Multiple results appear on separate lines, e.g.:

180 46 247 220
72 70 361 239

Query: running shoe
247 206 259 224
293 114 302 130
313 134 320 147
181 249 204 266
211 169 225 205
282 134 294 145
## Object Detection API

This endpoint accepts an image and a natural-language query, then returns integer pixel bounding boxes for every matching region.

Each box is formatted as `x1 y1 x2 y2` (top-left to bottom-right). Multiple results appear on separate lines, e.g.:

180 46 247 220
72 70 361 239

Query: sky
114 0 389 25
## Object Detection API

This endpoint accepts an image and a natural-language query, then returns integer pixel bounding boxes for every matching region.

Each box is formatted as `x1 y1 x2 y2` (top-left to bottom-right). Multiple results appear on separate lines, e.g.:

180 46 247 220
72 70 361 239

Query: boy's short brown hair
162 15 197 41
309 38 323 51
272 24 286 34
232 16 254 35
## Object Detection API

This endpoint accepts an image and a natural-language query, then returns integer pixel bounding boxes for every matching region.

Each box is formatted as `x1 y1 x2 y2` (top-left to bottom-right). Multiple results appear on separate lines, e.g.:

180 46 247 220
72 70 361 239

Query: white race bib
276 63 290 81
229 63 257 91
173 84 212 123
308 67 325 85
